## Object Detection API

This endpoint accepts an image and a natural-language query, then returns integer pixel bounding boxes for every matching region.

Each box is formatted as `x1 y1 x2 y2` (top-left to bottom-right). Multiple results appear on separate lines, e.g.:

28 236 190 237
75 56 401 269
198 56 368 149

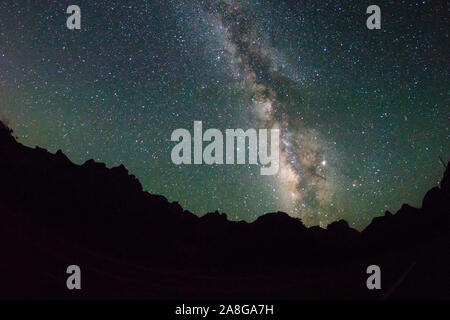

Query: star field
0 0 448 229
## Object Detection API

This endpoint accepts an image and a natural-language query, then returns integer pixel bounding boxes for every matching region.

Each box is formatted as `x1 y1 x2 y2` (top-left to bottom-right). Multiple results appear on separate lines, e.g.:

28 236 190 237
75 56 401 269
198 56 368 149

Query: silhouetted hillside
0 120 449 299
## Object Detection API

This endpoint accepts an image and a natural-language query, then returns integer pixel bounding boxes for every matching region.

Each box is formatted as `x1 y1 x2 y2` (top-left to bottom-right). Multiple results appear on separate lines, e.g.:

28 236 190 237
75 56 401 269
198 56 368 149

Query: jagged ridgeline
0 119 448 265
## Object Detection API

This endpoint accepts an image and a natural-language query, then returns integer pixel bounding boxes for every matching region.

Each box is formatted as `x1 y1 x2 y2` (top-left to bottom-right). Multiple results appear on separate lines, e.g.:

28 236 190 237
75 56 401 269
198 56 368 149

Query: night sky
0 0 448 229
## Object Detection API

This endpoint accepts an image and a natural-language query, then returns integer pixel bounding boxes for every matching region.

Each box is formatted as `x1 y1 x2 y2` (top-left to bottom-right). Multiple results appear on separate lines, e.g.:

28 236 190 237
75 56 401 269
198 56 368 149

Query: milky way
204 0 337 225
0 0 448 229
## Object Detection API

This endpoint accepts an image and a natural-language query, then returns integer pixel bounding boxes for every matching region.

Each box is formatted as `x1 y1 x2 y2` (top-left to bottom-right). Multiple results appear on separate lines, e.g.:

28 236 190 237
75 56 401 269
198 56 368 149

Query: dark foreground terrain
0 121 449 299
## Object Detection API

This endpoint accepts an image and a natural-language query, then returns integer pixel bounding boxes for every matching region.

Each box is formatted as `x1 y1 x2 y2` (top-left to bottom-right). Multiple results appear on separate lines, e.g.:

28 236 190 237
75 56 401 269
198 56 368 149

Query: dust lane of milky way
204 1 336 226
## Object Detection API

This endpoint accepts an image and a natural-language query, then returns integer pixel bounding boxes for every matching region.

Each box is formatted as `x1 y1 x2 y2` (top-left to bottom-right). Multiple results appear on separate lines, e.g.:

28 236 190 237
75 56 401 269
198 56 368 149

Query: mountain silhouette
0 120 449 299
